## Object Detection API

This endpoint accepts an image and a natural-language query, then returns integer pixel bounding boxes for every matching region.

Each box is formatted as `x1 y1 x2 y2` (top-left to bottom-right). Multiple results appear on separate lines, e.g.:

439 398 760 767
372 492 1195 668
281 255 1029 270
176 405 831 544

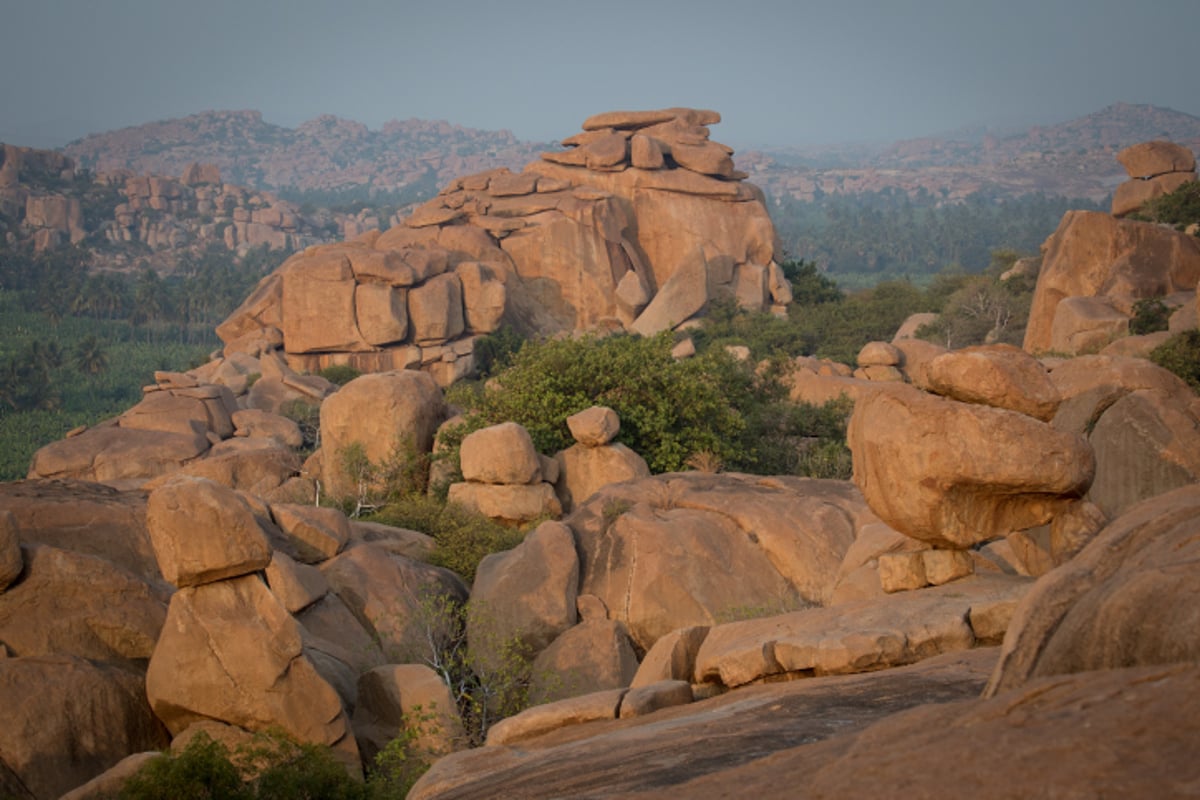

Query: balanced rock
848 384 1094 548
925 344 1061 420
566 406 620 446
460 422 542 485
144 574 358 766
146 476 271 587
1116 140 1196 178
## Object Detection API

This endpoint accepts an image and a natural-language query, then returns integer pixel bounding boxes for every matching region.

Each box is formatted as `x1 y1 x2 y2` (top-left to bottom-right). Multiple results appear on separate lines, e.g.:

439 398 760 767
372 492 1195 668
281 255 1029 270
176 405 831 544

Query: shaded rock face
1023 209 1200 355
215 108 784 382
986 483 1200 696
1048 355 1200 518
0 656 169 800
566 473 864 652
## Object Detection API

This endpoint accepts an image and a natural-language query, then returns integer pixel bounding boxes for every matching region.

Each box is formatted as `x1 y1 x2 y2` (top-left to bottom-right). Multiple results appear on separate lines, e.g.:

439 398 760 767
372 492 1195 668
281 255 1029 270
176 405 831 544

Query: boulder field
3 130 1200 796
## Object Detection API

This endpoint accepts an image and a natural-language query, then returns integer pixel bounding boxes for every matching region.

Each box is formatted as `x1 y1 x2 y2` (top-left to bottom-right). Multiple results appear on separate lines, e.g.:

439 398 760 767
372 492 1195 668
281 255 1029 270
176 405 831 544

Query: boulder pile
215 108 786 385
1110 140 1197 217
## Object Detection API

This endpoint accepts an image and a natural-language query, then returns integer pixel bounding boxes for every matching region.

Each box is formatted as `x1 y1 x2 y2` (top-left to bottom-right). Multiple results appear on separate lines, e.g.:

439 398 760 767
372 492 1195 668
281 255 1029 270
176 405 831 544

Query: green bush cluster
1150 329 1200 391
1129 298 1171 335
118 730 414 800
448 331 758 474
1131 180 1200 231
367 494 524 584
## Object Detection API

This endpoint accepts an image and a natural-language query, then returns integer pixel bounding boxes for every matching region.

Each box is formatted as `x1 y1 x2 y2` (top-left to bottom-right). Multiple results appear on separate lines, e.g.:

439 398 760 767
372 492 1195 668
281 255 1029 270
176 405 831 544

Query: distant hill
63 110 551 199
60 104 1200 206
743 103 1200 203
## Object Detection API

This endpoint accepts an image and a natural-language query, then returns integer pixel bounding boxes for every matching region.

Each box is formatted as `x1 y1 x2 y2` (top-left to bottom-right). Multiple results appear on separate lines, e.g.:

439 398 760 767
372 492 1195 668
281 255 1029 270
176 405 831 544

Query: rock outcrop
848 383 1094 548
1024 156 1200 356
214 108 785 383
1111 140 1197 217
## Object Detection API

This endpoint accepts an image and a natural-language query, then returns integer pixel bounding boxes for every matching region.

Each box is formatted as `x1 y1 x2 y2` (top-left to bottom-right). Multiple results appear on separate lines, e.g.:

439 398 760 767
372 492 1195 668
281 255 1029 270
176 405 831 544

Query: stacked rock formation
142 475 361 772
27 369 320 492
214 108 786 385
552 406 650 512
1023 141 1200 356
1110 140 1197 218
447 422 562 525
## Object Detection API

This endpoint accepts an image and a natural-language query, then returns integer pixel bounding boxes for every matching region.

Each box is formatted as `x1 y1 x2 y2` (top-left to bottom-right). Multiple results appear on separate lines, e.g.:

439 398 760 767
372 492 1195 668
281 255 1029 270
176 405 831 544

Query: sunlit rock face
216 108 786 385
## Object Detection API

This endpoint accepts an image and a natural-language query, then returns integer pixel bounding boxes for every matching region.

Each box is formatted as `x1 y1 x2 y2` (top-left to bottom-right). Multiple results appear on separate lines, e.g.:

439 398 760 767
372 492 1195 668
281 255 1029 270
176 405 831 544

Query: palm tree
74 335 109 376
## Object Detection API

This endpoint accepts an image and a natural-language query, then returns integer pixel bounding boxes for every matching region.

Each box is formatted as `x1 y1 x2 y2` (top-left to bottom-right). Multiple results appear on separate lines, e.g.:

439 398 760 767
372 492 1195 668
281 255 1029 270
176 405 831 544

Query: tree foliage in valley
771 189 1098 287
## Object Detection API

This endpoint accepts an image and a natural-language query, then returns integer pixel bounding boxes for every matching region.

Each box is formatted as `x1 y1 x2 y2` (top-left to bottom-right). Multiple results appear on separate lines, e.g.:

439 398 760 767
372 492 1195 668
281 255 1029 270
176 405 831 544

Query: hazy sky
2 0 1197 150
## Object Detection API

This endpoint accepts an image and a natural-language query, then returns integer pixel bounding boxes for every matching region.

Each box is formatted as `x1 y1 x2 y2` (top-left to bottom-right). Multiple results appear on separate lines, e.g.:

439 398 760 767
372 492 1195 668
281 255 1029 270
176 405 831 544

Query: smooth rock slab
694 574 1030 688
409 650 997 800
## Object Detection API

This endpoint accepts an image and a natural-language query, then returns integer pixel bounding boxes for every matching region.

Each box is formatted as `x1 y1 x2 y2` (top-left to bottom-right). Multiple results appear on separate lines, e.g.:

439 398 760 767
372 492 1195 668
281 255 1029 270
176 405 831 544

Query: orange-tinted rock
1115 140 1197 178
848 384 1094 548
530 620 639 704
1111 172 1196 217
987 484 1200 696
459 422 542 485
0 656 168 800
926 344 1061 420
408 272 464 344
146 476 271 587
145 574 359 769
1023 210 1200 354
317 370 444 500
553 443 650 513
468 521 579 670
0 544 167 661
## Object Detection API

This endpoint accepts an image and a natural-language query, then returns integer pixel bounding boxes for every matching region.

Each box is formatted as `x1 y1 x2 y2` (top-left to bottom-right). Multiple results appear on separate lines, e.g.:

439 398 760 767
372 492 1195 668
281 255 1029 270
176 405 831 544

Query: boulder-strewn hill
62 111 550 197
741 103 1200 202
60 104 1200 206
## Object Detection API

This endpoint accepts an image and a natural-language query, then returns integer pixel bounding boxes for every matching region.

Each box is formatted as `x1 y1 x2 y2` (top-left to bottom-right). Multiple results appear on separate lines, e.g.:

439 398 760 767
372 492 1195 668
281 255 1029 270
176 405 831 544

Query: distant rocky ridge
742 103 1200 202
58 103 1200 206
62 110 549 195
0 142 373 271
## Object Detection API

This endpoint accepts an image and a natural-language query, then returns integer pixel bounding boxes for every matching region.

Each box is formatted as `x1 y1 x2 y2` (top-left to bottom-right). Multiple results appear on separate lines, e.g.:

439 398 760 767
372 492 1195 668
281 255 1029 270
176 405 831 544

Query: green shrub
453 332 758 473
1132 180 1200 231
471 324 526 378
278 398 321 452
119 734 248 800
1129 297 1171 335
1150 329 1200 391
316 364 362 386
367 493 524 583
118 729 433 800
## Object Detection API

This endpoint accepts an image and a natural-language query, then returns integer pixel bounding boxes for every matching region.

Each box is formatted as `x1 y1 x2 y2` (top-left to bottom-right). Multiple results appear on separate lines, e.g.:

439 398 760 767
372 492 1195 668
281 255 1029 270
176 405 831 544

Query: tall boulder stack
215 108 784 385
1023 141 1200 356
1111 140 1197 218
